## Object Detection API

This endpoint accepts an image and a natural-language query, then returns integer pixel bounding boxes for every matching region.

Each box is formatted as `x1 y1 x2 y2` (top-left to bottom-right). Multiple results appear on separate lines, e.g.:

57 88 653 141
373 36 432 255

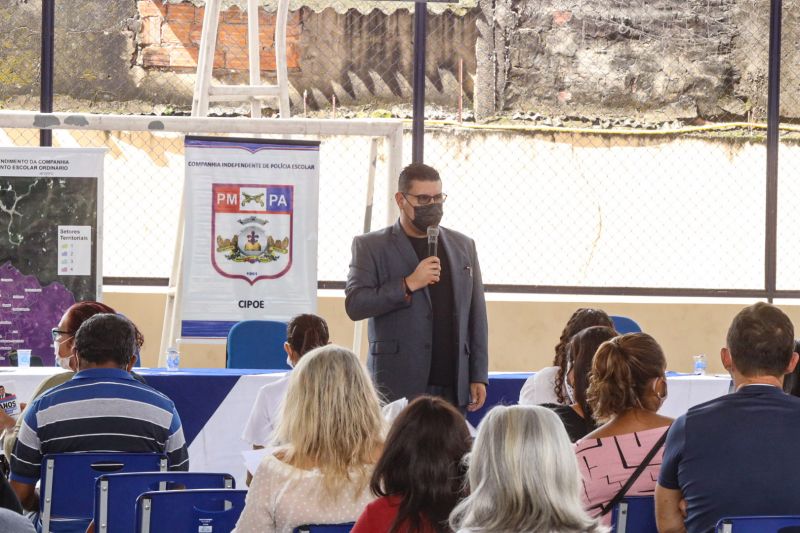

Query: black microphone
427 226 439 258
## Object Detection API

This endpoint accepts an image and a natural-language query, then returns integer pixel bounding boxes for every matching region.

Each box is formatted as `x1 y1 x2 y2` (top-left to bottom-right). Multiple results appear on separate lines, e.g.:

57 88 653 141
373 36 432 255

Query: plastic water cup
166 347 180 371
17 349 31 368
693 354 707 376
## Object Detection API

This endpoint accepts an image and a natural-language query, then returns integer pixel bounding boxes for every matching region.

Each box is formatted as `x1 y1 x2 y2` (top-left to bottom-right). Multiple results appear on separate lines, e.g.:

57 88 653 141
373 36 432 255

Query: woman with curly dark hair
353 396 471 533
542 325 617 442
519 308 614 406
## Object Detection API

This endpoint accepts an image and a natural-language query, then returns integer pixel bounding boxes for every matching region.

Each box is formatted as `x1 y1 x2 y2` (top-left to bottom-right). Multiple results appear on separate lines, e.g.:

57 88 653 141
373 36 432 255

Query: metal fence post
40 0 55 147
412 2 428 163
765 0 782 302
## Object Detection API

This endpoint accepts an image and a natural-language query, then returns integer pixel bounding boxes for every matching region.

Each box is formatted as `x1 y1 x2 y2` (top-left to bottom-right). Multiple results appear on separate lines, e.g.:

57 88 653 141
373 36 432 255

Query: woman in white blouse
241 314 330 451
232 345 384 533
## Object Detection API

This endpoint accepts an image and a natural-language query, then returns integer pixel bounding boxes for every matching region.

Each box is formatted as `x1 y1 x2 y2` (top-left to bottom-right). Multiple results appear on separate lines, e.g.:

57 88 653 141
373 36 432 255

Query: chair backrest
293 524 355 533
135 489 247 533
611 496 657 533
40 452 167 533
716 516 800 532
226 320 290 369
94 472 234 533
611 315 643 334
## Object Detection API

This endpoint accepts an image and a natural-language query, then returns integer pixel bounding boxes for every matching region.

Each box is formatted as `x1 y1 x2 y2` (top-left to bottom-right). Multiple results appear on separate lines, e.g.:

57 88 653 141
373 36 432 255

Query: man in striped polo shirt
8 313 189 511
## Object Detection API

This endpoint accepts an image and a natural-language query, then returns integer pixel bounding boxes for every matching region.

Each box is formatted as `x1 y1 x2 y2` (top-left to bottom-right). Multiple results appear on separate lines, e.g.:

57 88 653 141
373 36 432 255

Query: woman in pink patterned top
574 333 673 524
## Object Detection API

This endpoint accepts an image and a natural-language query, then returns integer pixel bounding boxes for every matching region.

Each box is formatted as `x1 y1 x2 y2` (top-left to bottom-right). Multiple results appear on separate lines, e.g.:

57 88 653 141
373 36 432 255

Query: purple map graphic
0 262 75 366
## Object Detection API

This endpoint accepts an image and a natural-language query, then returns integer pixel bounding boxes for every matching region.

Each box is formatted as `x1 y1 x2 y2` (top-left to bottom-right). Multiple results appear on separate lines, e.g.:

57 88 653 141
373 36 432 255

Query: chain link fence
1 0 799 294
0 125 391 282
775 3 800 292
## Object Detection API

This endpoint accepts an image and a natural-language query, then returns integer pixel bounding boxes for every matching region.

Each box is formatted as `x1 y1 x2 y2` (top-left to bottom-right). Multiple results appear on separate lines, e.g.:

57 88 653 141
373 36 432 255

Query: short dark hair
370 396 470 533
74 313 137 367
397 163 440 193
727 302 795 377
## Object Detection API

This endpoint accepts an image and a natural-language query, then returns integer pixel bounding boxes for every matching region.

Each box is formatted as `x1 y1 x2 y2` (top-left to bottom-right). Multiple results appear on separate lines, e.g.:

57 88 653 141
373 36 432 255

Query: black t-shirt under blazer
408 235 456 386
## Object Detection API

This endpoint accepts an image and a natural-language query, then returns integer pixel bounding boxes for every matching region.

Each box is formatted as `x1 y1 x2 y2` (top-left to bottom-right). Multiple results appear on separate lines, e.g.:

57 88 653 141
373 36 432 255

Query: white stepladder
192 0 291 118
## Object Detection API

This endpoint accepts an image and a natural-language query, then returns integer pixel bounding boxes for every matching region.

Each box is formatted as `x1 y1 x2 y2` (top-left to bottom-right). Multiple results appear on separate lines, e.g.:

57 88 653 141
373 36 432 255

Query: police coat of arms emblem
211 183 293 284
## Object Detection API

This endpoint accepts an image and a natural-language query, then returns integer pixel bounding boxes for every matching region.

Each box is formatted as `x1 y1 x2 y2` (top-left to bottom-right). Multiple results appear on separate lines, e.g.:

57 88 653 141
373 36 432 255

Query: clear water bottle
166 346 180 371
17 349 31 368
693 354 707 376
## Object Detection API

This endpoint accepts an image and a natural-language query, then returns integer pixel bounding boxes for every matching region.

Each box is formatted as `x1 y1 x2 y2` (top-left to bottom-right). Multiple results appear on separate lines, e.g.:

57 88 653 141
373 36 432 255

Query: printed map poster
0 148 104 366
180 137 320 338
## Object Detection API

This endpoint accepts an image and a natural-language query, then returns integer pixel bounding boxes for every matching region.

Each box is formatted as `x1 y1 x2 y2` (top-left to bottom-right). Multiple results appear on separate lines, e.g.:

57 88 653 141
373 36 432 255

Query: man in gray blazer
345 163 489 411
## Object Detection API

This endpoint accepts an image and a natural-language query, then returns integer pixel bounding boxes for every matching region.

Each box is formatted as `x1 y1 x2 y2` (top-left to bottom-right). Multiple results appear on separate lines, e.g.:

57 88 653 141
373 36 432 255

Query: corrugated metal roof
165 0 476 16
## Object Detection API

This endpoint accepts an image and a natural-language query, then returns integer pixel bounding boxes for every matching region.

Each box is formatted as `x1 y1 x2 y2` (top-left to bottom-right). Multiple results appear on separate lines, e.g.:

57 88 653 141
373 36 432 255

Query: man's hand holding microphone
405 257 441 291
405 225 441 292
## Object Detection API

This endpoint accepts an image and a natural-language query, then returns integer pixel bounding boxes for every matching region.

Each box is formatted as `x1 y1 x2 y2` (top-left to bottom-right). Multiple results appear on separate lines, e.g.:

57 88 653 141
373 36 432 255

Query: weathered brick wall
136 1 301 72
130 0 475 110
0 0 475 112
1 0 797 119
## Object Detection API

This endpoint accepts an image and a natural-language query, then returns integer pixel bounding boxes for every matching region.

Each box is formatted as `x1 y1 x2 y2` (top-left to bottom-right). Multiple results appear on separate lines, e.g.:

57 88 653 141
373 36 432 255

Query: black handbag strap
599 425 671 517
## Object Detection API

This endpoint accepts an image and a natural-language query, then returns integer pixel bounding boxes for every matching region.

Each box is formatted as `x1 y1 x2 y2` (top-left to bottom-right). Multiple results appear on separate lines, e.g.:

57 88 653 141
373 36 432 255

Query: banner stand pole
352 138 380 359
159 197 186 366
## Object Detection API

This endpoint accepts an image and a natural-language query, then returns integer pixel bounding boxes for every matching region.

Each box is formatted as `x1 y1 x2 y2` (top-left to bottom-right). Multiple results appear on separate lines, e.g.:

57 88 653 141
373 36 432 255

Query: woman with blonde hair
241 314 330 451
232 345 384 533
575 333 672 523
449 405 606 533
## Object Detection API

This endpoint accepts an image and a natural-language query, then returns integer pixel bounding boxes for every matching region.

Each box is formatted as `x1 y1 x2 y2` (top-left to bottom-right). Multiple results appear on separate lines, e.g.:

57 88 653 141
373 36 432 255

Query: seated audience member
782 339 800 397
9 314 188 513
575 333 672 522
232 345 383 533
3 301 147 462
542 325 617 442
519 308 614 406
242 314 330 449
353 396 471 533
0 475 22 514
449 405 605 533
0 508 35 533
656 303 800 533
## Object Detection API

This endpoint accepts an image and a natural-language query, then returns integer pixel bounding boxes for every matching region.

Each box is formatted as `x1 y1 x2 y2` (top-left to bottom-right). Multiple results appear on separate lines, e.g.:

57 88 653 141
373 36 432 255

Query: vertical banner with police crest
180 137 320 338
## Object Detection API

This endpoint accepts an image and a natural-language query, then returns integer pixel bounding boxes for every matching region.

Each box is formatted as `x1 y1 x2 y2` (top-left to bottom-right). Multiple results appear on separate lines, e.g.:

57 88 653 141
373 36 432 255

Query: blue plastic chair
611 315 643 334
94 472 234 533
294 525 355 533
226 320 290 369
611 496 657 533
716 516 800 532
40 452 167 533
135 489 247 533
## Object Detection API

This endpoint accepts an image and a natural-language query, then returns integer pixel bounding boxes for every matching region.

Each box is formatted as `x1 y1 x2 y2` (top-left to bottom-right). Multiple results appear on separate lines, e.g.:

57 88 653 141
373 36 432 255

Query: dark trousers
426 384 466 415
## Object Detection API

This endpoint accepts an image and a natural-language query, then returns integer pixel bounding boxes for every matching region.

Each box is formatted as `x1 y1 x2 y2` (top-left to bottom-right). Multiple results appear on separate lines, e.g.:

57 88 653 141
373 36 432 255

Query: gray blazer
345 220 489 405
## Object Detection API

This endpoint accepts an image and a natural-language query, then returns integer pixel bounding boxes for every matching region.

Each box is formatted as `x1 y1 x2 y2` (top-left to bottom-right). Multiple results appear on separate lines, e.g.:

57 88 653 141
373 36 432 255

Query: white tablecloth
0 368 734 487
658 374 733 418
0 367 285 487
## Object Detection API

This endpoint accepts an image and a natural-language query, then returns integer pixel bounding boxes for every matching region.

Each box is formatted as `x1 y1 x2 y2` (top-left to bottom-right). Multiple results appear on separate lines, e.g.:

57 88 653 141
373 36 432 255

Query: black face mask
411 203 443 232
